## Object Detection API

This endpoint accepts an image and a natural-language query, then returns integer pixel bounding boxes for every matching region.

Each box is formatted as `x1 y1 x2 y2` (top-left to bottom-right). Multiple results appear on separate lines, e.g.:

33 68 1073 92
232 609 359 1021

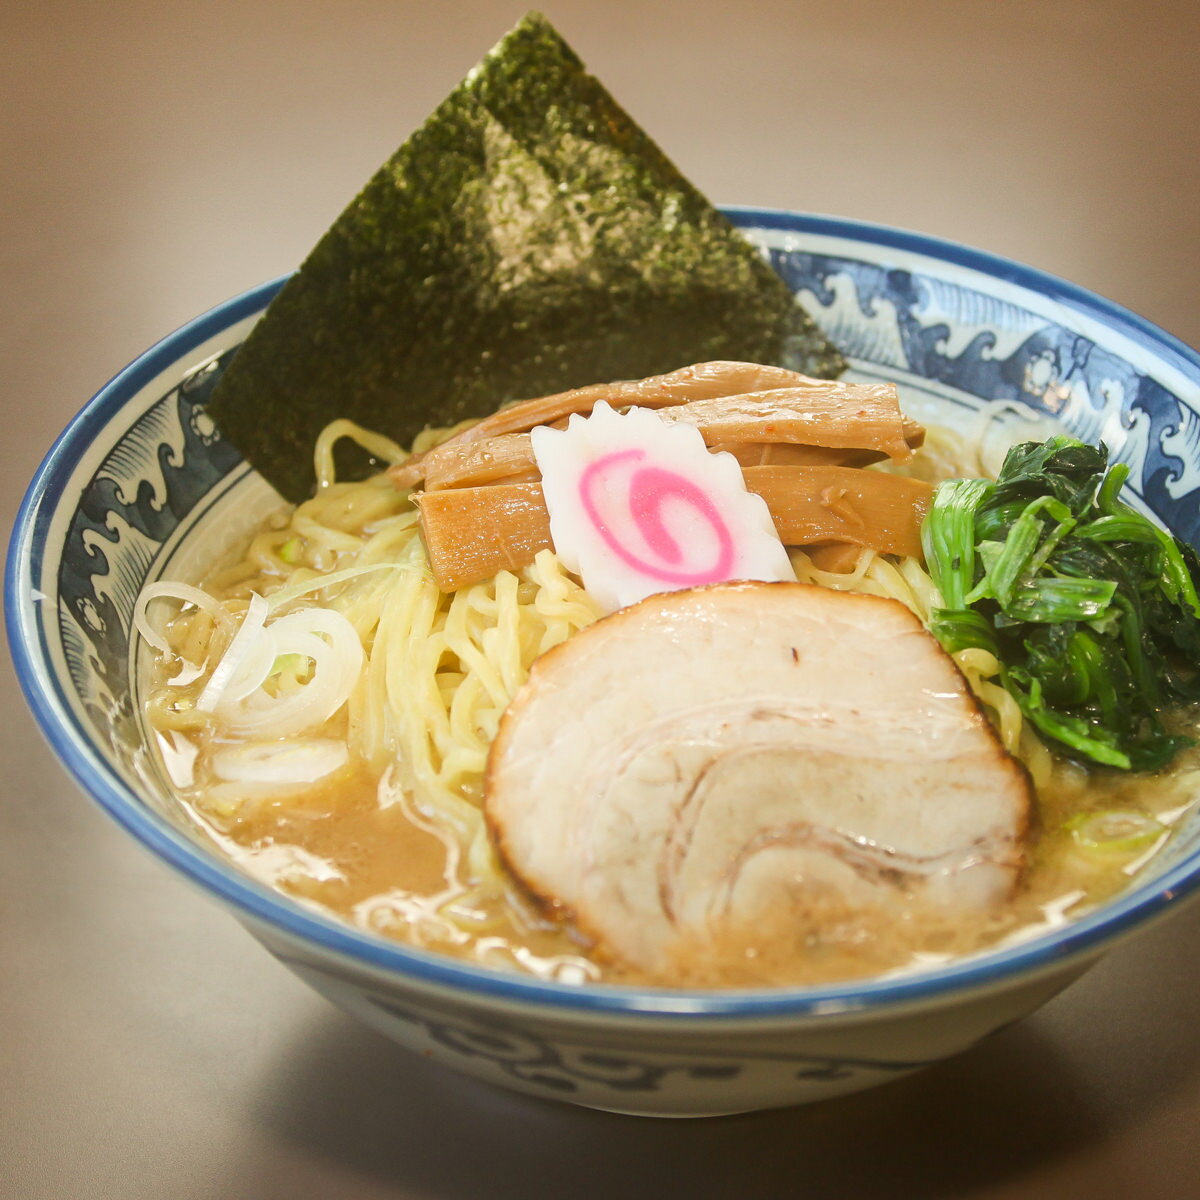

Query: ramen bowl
11 210 1200 1117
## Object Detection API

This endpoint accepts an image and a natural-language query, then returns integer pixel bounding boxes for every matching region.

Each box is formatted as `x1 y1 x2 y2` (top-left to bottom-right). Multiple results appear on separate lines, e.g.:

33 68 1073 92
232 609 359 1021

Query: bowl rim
10 208 1200 1021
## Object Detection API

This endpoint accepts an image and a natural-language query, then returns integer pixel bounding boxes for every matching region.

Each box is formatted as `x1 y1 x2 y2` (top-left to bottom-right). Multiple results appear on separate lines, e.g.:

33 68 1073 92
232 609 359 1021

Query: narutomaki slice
485 583 1032 981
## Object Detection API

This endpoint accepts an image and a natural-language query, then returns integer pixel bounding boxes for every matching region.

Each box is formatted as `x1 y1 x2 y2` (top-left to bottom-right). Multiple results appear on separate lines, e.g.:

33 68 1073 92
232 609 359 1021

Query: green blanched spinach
922 436 1200 771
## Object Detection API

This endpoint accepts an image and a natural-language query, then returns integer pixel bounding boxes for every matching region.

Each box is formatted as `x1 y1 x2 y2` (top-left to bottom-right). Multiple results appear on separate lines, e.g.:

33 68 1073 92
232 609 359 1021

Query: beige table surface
4 2 1200 1197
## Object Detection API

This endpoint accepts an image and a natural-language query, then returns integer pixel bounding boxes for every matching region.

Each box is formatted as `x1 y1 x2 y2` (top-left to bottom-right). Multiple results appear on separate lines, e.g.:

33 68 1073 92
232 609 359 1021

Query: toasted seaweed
208 12 845 502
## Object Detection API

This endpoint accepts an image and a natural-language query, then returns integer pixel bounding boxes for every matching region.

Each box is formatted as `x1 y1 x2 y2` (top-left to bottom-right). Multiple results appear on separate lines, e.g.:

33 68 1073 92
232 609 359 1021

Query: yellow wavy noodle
790 546 938 625
952 648 1053 791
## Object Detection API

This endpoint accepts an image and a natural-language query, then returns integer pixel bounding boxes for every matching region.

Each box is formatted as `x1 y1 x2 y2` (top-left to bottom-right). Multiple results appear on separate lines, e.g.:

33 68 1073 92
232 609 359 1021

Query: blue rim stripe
725 207 1200 382
9 211 1200 1021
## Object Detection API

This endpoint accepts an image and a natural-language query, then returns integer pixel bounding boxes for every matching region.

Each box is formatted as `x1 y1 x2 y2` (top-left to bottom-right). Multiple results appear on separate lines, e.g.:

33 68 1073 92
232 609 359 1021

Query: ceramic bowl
10 210 1200 1117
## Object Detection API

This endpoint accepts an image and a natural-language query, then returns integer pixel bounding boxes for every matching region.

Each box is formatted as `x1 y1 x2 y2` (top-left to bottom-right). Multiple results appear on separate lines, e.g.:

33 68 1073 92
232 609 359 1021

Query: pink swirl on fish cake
578 449 735 586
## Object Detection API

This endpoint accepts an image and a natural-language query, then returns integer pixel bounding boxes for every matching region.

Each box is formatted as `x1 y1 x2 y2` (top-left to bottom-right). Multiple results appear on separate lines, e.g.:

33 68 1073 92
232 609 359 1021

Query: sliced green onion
132 581 234 654
265 561 412 613
1065 810 1165 855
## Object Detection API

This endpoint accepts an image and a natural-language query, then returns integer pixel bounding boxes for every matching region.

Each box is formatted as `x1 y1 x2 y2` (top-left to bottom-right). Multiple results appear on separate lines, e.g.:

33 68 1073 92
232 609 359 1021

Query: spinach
922 435 1200 771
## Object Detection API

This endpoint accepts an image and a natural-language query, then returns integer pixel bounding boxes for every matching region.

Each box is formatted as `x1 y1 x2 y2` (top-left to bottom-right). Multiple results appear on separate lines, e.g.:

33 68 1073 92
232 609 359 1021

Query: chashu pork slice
485 582 1032 979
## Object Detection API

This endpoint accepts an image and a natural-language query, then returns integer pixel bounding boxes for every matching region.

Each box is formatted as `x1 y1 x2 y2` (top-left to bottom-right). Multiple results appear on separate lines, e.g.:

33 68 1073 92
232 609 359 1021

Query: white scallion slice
264 562 407 614
210 738 349 785
1065 810 1165 855
132 581 232 655
213 634 281 708
214 606 364 738
196 593 270 712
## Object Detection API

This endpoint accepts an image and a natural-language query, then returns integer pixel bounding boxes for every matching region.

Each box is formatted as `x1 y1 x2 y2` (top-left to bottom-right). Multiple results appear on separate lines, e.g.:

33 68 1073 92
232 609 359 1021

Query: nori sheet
208 12 846 502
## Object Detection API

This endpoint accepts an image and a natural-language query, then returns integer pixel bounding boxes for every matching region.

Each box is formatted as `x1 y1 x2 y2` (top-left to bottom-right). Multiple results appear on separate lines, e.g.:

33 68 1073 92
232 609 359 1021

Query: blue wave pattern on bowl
771 241 1200 548
17 211 1200 1110
58 350 242 761
56 221 1200 777
364 994 941 1095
